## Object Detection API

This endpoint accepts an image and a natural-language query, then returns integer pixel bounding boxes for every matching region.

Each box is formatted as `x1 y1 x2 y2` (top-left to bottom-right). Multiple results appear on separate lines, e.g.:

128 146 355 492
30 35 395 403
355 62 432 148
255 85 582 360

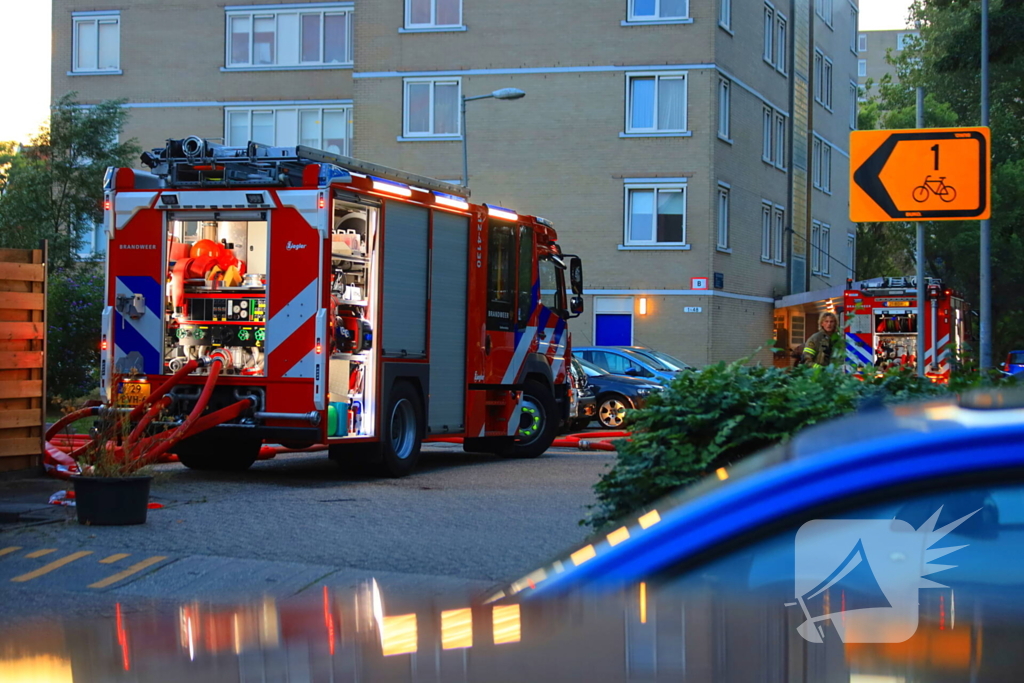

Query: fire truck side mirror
569 295 585 318
927 284 941 300
567 255 584 296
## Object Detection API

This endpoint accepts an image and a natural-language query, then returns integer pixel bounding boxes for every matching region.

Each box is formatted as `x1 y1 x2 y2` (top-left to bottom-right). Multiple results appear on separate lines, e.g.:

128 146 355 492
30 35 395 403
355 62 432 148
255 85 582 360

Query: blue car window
645 479 1024 680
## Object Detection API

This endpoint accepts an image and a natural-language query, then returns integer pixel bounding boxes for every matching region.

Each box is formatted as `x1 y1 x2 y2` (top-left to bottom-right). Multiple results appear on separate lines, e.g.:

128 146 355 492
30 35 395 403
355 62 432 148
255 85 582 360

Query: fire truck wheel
378 381 424 477
174 436 260 472
504 379 558 459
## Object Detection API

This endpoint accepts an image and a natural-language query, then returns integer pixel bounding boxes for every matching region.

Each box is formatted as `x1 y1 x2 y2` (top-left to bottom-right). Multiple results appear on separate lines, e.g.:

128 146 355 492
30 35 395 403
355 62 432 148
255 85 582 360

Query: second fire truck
100 137 584 476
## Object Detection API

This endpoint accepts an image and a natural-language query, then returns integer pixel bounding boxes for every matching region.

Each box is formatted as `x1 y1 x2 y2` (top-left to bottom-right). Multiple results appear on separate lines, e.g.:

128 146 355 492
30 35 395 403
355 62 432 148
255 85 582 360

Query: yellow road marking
25 549 57 559
11 551 93 582
89 556 167 589
0 547 23 558
99 553 131 564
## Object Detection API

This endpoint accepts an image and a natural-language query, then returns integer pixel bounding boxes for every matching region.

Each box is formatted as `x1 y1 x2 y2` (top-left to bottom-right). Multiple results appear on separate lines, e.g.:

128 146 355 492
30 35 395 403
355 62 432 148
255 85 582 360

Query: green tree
0 93 139 270
857 9 1024 360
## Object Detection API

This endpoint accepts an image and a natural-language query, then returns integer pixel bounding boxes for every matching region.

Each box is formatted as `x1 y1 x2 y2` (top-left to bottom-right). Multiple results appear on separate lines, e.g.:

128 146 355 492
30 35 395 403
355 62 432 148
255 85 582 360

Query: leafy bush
584 360 954 530
47 263 104 404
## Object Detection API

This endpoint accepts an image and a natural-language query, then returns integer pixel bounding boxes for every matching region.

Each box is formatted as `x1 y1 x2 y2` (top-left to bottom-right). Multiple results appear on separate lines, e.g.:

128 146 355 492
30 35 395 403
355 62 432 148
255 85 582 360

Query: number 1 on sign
931 144 939 171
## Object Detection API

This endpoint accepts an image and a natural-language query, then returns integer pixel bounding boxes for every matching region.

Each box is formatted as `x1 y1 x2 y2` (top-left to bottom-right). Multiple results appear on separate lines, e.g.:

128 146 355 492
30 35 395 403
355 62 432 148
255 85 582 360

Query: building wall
52 0 858 367
856 29 918 89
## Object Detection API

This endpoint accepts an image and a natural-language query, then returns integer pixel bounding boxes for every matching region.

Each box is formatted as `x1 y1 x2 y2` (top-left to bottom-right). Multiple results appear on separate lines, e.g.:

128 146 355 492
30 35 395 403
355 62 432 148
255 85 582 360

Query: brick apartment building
53 0 857 366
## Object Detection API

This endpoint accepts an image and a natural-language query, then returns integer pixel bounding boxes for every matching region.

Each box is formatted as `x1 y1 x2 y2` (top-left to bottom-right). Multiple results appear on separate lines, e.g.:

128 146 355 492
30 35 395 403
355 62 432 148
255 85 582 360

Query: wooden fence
0 247 46 472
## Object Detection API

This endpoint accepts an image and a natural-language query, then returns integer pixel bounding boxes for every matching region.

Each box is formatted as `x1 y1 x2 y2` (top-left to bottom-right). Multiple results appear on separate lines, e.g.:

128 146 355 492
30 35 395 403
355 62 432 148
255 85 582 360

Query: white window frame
858 59 867 77
762 106 774 164
623 181 689 247
627 0 691 23
849 81 859 129
773 205 786 265
822 56 833 109
775 12 788 74
405 0 464 30
718 78 731 141
224 4 354 70
822 143 832 193
812 137 823 189
775 111 787 171
719 0 732 31
761 201 773 262
811 221 822 274
814 49 824 101
821 223 831 275
850 7 859 53
717 183 730 250
858 33 867 52
816 0 833 27
763 3 775 64
402 77 462 139
625 71 689 135
224 104 353 155
897 31 918 50
72 12 121 74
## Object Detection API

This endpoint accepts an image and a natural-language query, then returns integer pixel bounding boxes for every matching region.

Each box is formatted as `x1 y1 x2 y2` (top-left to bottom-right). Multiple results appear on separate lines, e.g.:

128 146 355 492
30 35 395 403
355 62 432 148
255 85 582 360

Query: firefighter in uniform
802 312 840 367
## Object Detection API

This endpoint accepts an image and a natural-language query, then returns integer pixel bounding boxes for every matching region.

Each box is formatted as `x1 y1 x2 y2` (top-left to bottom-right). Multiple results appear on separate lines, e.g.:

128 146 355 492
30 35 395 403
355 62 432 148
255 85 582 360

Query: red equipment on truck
843 277 970 382
99 137 584 476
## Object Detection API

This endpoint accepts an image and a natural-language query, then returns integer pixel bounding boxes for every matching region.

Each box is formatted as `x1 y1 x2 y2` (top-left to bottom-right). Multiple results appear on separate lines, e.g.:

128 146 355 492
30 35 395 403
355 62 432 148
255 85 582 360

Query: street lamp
461 87 526 188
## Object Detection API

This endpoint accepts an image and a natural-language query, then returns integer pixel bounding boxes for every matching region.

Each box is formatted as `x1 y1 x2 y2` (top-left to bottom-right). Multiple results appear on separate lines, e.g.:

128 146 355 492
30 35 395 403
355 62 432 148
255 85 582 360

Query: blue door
595 314 632 346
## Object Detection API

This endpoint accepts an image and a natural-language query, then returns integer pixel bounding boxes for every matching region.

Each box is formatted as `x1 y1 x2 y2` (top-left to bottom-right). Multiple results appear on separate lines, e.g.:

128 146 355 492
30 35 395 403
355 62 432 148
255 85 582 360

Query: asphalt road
0 442 615 624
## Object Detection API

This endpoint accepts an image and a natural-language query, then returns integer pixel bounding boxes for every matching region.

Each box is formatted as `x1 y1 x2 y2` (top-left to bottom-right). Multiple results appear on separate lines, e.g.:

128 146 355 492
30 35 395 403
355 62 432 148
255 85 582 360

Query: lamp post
461 87 526 188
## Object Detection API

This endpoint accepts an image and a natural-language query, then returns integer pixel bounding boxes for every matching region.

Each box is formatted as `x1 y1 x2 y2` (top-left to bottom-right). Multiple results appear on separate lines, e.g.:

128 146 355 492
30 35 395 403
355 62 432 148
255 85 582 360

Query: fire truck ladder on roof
140 136 471 198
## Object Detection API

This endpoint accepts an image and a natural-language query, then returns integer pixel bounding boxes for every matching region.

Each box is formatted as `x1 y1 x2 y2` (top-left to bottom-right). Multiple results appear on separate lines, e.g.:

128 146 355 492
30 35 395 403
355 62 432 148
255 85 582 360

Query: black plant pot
71 475 152 526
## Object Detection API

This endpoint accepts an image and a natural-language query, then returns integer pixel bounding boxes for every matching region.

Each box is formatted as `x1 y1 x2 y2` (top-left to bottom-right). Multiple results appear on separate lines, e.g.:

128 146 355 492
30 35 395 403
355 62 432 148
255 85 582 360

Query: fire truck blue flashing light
486 204 518 222
434 192 470 211
318 164 352 188
370 176 413 197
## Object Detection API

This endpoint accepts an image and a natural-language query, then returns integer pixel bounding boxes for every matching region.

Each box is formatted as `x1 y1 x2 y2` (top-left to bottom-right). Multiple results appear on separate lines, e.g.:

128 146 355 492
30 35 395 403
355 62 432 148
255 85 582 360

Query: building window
821 224 831 275
815 0 832 27
858 33 867 52
897 31 919 50
850 7 859 53
225 105 352 155
226 4 353 69
811 221 822 273
850 82 859 129
624 182 687 246
403 77 461 138
629 0 689 21
847 233 856 279
718 78 731 140
775 111 786 170
761 202 773 261
814 49 833 109
773 205 786 264
812 136 832 193
717 183 730 249
858 59 867 77
626 72 688 134
406 0 462 30
763 4 774 63
72 13 120 73
719 0 731 30
775 13 788 73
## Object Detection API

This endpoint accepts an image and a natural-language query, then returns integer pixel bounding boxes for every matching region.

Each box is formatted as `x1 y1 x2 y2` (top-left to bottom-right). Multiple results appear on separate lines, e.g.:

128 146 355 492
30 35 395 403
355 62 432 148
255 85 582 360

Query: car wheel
597 394 630 429
174 435 261 472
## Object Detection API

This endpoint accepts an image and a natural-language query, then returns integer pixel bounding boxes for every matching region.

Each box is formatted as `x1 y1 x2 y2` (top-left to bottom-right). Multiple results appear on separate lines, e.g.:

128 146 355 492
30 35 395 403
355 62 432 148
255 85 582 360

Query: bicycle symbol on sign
912 175 957 203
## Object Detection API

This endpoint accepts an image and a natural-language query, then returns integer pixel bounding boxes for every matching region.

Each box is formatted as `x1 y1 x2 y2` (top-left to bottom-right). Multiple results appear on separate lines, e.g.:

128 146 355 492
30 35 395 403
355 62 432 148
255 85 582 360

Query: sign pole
916 88 926 377
979 0 992 369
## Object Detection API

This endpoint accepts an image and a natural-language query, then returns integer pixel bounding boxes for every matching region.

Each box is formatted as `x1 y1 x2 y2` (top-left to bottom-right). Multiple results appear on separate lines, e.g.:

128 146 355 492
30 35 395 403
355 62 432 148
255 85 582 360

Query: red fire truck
100 137 584 476
843 277 971 381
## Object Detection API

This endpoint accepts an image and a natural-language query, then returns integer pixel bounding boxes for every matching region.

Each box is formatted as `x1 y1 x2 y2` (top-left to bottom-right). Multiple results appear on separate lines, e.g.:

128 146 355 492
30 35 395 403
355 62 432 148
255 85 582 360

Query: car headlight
635 387 652 396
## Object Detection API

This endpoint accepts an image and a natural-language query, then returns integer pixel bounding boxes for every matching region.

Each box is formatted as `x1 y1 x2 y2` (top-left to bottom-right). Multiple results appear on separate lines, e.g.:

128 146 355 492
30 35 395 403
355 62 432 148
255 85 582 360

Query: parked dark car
1004 350 1024 375
565 356 597 432
575 357 663 428
619 345 693 372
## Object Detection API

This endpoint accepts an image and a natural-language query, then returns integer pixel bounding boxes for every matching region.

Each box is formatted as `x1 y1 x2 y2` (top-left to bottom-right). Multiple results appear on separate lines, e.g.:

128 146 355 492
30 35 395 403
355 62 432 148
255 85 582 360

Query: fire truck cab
100 137 583 476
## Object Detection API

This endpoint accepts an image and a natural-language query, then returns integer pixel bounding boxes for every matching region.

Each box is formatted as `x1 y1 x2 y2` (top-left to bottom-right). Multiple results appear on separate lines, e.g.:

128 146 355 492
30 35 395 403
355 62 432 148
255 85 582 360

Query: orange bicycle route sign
850 127 991 222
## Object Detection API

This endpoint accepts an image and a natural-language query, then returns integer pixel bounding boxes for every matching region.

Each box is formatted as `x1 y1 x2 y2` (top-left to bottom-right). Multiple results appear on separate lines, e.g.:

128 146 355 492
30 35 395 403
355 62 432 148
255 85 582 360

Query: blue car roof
495 394 1024 601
